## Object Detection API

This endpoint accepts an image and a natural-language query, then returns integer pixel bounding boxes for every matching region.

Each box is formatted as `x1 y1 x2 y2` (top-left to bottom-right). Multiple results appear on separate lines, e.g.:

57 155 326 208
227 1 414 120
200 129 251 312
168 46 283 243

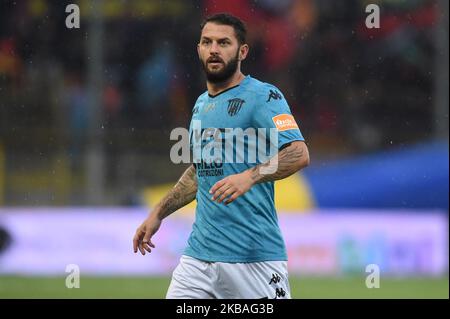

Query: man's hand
133 215 161 255
209 171 254 205
132 165 197 256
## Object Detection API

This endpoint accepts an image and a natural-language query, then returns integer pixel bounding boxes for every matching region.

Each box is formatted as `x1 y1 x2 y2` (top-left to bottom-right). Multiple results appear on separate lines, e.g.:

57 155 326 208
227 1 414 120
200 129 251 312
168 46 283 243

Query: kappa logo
269 273 281 285
261 287 288 299
227 98 245 116
272 114 299 131
274 288 286 299
204 103 216 114
266 90 282 102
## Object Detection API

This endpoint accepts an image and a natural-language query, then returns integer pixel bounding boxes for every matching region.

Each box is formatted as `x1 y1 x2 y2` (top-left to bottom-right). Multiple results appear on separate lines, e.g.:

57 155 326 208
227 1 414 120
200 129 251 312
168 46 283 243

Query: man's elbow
297 154 309 170
296 142 310 171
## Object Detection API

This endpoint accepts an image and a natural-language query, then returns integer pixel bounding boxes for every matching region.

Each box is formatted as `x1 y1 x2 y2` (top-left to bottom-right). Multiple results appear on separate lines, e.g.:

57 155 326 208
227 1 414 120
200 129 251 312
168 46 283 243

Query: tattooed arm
249 140 309 184
153 164 197 220
210 141 309 205
133 164 197 255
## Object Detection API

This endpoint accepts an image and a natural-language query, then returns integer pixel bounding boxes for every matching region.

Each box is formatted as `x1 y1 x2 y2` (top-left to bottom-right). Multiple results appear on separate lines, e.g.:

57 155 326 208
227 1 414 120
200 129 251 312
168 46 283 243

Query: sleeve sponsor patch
272 114 299 131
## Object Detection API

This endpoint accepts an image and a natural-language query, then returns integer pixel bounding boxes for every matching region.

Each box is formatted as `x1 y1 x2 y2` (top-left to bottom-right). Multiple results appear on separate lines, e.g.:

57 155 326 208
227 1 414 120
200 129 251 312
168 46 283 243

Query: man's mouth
207 57 224 65
208 61 224 70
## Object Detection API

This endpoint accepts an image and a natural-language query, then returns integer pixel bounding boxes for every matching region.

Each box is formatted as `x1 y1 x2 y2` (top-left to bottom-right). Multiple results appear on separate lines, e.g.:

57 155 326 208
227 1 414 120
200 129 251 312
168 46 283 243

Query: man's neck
207 72 245 96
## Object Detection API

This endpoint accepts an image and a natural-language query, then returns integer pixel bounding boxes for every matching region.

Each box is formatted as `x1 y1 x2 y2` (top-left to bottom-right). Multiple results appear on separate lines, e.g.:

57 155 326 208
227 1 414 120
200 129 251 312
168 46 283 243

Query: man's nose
209 41 220 54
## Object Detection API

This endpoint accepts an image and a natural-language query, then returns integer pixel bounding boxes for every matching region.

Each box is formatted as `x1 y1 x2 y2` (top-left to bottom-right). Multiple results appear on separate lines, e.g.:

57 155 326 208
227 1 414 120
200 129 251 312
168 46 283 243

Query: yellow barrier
274 173 316 212
6 152 71 206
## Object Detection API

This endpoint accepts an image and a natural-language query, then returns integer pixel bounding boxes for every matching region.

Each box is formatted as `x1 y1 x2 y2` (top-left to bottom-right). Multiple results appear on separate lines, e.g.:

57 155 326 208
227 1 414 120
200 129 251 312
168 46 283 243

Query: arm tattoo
249 142 306 184
155 164 197 220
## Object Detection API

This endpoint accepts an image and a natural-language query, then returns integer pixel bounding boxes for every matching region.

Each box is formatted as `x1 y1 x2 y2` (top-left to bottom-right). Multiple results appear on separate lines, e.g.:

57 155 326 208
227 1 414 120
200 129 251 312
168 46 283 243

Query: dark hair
200 13 247 45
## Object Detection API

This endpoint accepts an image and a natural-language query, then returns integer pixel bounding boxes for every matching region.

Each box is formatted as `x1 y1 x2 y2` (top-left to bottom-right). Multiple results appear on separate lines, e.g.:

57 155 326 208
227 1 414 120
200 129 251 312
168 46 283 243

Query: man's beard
201 51 239 84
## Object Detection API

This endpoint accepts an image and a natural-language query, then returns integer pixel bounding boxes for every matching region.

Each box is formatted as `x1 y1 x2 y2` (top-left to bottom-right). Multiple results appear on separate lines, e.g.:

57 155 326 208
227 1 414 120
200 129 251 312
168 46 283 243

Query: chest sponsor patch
272 114 299 131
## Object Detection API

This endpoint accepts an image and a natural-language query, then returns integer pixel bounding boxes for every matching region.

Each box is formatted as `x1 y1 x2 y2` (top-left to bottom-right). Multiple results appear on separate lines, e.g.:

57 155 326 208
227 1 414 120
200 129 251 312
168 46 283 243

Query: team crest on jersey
227 98 245 116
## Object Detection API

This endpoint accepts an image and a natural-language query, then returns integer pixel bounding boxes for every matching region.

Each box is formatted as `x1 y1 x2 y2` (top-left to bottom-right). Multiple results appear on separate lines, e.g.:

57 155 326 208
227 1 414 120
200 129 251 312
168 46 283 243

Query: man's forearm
248 141 309 184
153 164 197 220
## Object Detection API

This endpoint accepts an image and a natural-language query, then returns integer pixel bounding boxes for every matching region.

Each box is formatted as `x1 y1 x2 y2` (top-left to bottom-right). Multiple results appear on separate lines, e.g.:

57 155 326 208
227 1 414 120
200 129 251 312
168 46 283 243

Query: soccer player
133 13 310 299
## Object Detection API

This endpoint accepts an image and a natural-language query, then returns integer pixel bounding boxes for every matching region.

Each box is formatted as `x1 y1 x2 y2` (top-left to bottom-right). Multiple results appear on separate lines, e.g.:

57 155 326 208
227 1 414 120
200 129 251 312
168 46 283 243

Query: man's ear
197 44 201 58
239 44 249 61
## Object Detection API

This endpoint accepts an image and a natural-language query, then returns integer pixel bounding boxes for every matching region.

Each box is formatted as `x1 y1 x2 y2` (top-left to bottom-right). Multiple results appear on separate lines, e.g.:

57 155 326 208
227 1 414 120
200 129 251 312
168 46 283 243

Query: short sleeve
252 86 305 150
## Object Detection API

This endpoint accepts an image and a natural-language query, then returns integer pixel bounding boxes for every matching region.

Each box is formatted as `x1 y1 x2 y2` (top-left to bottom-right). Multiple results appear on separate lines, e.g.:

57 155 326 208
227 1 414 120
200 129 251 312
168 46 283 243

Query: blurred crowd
0 0 443 204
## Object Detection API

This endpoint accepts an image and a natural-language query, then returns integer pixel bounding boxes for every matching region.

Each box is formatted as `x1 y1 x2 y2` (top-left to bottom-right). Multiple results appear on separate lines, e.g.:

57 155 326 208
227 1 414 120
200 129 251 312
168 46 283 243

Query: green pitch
0 276 447 299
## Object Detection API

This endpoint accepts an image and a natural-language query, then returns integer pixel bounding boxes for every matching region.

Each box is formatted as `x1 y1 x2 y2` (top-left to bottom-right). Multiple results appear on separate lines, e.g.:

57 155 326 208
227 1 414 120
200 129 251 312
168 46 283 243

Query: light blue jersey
184 75 304 263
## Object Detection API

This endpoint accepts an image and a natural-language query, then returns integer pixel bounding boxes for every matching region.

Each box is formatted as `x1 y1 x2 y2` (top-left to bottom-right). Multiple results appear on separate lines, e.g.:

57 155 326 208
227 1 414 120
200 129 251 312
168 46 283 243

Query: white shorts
166 255 291 299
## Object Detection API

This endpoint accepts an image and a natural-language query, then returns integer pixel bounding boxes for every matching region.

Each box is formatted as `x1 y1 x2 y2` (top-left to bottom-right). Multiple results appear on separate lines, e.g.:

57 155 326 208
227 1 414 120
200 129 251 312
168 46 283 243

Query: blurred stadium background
0 0 448 298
